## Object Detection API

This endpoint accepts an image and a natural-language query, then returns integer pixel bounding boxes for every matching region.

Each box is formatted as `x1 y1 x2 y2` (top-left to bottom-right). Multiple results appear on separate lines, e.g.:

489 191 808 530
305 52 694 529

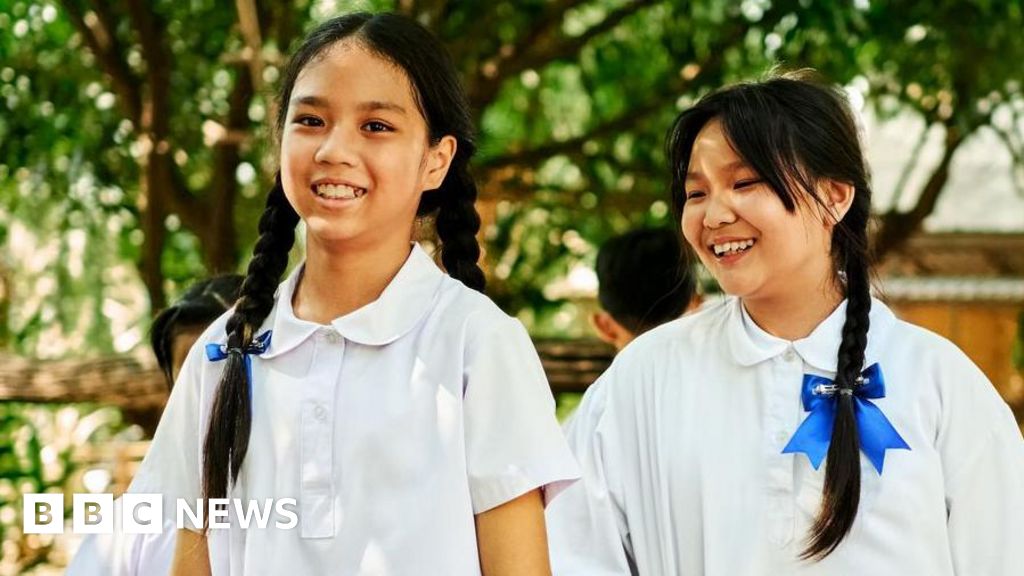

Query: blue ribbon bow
782 363 910 474
205 330 272 401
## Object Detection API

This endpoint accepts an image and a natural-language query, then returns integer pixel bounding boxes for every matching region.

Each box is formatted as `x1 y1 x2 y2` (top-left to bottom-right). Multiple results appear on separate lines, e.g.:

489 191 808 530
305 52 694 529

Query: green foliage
0 402 135 573
1 0 1023 349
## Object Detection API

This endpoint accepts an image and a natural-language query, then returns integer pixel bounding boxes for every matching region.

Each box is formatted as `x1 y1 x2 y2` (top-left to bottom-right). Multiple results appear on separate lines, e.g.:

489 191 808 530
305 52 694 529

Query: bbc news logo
23 494 299 534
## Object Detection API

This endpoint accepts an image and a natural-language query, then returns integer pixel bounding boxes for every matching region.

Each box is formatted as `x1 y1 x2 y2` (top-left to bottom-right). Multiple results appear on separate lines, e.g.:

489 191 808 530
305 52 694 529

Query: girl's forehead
292 40 418 108
690 121 746 168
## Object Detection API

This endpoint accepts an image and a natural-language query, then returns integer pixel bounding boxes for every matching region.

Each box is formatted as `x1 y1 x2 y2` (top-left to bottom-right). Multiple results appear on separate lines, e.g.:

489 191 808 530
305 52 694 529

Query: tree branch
451 0 587 68
989 112 1024 197
201 67 255 273
124 0 172 129
59 0 142 123
888 121 931 211
478 13 749 178
469 0 659 109
235 0 266 96
479 98 664 172
874 123 968 259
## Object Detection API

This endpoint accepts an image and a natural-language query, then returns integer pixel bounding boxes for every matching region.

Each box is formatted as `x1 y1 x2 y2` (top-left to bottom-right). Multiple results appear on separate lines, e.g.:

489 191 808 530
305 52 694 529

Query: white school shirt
546 297 1024 576
64 497 175 576
130 243 580 576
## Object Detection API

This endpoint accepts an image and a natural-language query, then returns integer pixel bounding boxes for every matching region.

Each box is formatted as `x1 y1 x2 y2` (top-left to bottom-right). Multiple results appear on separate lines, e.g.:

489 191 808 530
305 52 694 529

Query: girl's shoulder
877 306 1013 423
882 311 982 374
430 276 528 345
597 297 735 393
435 275 519 326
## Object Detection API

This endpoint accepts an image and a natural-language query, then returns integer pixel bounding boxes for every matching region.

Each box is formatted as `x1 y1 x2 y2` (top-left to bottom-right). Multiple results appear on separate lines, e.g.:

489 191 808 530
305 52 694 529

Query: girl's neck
742 281 845 341
292 235 413 325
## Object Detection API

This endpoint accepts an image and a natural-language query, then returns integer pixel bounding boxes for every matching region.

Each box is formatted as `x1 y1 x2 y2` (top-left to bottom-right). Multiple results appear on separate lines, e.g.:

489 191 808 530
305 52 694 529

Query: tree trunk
874 124 966 260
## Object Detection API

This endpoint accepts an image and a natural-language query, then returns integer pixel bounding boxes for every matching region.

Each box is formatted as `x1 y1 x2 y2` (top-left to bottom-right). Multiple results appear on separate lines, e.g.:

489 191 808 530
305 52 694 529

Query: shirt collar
726 296 895 372
261 243 445 357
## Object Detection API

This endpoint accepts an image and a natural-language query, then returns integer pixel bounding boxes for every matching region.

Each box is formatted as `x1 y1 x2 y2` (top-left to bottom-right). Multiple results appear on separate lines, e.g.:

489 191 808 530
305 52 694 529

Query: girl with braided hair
546 73 1023 575
130 12 577 576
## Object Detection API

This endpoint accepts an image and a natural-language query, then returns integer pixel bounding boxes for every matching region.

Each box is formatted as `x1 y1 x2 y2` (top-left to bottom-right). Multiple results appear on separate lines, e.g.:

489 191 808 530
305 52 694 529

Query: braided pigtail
202 175 298 505
434 159 485 293
803 249 871 559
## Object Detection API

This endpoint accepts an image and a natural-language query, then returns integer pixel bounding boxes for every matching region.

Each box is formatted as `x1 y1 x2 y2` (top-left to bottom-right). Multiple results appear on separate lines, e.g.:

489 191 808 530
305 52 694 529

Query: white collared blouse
131 244 580 576
546 297 1024 575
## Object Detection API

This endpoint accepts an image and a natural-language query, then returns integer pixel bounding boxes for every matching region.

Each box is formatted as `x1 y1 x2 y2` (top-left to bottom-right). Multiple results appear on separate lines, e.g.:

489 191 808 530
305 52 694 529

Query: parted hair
202 12 486 509
667 72 874 560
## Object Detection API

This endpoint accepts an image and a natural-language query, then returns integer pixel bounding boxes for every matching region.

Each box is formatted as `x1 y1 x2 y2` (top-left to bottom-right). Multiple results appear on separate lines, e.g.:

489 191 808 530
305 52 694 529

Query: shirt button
783 349 797 362
314 404 327 421
327 332 342 344
775 431 789 444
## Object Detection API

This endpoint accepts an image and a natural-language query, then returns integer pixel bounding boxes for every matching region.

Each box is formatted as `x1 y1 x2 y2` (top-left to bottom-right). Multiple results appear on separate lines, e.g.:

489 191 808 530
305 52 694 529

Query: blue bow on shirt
782 363 910 474
205 330 272 401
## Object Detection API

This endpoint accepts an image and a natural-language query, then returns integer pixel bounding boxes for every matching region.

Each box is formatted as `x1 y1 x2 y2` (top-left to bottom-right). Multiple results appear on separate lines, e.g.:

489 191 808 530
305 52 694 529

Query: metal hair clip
812 382 840 396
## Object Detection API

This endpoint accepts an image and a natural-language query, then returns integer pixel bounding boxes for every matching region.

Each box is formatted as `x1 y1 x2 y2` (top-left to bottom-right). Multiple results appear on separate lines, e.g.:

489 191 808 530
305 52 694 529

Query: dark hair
202 12 487 505
667 73 874 560
596 228 695 334
150 274 244 388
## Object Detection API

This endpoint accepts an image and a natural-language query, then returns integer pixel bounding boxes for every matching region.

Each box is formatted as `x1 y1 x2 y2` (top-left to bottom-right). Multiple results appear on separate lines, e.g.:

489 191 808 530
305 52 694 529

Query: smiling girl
546 74 1024 575
130 12 577 576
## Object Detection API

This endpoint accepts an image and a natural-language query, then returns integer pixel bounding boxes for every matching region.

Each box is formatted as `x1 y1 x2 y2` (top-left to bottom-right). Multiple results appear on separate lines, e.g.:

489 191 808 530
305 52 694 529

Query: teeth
712 239 755 256
314 183 366 199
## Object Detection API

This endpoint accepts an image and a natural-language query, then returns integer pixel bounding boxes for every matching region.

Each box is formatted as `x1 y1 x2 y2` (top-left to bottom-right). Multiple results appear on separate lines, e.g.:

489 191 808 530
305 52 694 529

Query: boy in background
590 228 697 350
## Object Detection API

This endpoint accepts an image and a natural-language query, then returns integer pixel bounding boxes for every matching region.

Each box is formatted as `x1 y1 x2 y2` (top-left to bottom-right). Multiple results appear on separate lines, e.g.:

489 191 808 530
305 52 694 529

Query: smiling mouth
313 183 366 200
710 239 756 259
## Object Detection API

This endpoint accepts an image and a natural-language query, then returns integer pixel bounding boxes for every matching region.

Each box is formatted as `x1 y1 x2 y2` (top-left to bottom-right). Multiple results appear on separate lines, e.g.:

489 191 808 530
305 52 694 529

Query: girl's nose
703 190 737 229
314 127 359 166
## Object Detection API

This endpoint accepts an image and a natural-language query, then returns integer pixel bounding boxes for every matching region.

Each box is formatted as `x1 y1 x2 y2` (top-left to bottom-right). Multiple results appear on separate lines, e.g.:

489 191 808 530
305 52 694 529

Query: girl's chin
713 277 765 300
303 223 365 245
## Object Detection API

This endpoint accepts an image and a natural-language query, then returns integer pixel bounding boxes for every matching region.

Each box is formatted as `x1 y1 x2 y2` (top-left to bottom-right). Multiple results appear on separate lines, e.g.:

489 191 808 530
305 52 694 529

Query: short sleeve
130 524 177 576
939 348 1024 575
64 497 175 576
65 532 116 576
462 312 580 514
546 369 635 576
127 335 209 528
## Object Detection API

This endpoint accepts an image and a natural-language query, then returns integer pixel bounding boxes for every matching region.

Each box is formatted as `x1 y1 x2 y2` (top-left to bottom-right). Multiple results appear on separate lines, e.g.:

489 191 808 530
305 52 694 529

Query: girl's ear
422 135 457 191
823 179 855 226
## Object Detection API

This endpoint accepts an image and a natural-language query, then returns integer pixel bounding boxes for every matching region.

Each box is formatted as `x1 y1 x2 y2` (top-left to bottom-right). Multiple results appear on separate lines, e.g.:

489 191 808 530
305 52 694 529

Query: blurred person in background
65 274 243 576
590 227 698 351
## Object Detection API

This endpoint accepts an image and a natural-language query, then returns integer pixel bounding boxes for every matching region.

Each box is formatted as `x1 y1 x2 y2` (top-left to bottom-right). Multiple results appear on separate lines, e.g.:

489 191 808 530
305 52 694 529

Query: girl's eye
735 178 763 190
294 115 324 127
685 190 705 201
363 121 393 133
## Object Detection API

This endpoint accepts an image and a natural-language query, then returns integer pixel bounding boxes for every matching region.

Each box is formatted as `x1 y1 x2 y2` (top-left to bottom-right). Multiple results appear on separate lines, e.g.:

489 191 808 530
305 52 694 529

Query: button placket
765 353 802 546
300 329 344 539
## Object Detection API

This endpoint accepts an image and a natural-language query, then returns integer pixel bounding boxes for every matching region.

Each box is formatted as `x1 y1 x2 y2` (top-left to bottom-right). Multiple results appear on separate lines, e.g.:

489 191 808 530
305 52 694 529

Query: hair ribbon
782 363 910 474
205 330 273 402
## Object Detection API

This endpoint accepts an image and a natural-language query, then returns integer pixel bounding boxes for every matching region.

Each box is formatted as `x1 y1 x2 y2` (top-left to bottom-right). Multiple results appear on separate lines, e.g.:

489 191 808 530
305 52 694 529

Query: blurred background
1 0 1022 572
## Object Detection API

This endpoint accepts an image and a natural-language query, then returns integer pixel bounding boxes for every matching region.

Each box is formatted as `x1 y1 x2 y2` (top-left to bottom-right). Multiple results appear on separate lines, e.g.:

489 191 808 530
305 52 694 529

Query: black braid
804 255 871 559
202 174 298 509
434 159 485 292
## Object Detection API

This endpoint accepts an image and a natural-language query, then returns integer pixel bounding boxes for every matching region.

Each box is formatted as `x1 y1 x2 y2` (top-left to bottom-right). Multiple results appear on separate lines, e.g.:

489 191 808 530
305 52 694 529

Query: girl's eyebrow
290 94 329 108
289 95 408 116
357 100 408 115
686 159 751 180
